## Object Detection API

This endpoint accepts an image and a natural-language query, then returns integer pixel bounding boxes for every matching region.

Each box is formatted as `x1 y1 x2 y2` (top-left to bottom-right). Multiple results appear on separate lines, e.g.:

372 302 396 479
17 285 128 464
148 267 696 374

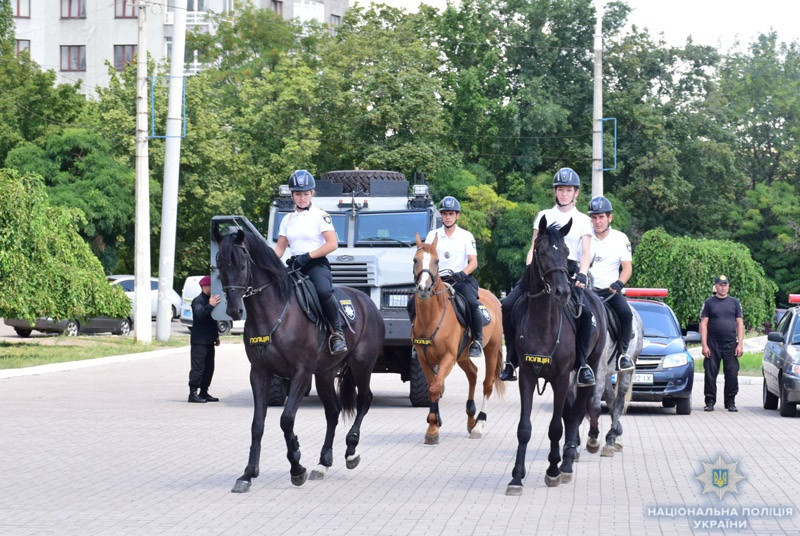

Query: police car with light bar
613 288 699 415
762 293 800 417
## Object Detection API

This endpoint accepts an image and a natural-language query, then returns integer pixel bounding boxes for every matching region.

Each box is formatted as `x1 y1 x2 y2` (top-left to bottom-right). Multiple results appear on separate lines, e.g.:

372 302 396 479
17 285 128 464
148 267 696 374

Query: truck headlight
662 352 689 369
387 294 408 308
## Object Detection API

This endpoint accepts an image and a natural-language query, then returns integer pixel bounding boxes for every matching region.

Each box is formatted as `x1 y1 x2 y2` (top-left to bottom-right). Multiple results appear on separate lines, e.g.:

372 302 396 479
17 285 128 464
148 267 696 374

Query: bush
631 228 776 329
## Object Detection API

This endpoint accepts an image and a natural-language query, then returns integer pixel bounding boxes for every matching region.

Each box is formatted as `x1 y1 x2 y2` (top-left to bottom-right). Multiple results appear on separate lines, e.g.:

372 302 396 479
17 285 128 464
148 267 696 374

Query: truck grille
330 262 375 286
382 286 415 309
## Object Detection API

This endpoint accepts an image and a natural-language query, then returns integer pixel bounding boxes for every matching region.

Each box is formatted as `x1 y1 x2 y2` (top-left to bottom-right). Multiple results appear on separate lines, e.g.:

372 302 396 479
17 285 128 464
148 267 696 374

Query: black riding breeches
596 289 633 353
303 263 335 303
574 288 592 368
501 277 528 367
454 276 482 340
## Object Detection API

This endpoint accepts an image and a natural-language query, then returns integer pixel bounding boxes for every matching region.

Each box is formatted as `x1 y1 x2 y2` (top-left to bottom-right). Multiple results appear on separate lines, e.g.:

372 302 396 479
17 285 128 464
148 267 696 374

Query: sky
366 0 800 52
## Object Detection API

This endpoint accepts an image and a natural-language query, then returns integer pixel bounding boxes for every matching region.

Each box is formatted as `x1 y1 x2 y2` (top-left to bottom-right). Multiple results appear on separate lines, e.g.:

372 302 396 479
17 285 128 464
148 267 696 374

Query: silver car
762 298 800 417
4 316 133 337
107 275 181 319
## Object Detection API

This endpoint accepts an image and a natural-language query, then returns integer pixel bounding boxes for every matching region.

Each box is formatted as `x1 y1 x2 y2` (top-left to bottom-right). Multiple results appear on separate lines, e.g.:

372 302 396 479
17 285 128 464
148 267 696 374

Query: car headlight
662 352 689 369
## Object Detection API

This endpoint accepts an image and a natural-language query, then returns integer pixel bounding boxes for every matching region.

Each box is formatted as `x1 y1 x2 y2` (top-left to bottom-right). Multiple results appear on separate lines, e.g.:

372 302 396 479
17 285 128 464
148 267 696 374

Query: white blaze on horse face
418 251 433 289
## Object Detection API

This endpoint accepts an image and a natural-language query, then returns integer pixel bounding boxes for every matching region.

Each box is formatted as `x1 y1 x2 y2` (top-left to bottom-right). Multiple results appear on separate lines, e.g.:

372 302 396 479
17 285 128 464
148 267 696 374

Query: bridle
528 246 569 300
220 244 275 298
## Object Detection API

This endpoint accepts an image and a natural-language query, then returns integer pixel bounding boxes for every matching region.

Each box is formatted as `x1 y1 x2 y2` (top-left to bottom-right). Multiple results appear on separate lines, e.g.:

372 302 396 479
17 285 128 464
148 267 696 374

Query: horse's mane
219 231 291 302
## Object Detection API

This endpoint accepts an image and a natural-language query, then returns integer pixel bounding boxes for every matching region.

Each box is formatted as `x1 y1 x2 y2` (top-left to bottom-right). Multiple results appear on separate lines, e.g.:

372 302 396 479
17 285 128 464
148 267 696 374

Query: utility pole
156 0 187 341
134 0 152 343
591 1 604 198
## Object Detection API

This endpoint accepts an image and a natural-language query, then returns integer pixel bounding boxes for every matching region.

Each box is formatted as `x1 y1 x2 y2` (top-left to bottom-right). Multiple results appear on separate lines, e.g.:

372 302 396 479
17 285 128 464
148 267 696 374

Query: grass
0 334 191 370
693 352 762 377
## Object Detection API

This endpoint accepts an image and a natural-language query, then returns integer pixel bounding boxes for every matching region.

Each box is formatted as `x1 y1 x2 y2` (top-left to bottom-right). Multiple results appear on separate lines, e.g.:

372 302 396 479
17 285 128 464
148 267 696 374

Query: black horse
215 229 384 493
506 216 607 495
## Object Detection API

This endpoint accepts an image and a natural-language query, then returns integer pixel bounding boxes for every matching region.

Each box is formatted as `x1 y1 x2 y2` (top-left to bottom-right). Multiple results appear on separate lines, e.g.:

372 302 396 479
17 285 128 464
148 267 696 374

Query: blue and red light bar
789 294 800 304
624 288 669 298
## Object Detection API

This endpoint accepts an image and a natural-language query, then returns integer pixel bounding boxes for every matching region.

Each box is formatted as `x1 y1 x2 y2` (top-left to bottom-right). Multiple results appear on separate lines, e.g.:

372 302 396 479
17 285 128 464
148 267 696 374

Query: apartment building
12 0 349 95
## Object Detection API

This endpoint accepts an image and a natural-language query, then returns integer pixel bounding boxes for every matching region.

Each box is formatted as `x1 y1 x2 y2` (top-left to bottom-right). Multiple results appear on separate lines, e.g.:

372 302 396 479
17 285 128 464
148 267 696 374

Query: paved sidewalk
1 343 798 536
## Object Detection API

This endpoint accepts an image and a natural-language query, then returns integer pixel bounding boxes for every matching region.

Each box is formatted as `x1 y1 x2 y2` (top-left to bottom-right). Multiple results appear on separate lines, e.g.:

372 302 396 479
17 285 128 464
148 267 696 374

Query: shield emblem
712 469 728 488
343 304 356 321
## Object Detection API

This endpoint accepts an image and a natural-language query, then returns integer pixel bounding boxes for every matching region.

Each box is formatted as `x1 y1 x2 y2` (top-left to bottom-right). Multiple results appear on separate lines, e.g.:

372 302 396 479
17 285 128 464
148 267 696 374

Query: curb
0 346 191 380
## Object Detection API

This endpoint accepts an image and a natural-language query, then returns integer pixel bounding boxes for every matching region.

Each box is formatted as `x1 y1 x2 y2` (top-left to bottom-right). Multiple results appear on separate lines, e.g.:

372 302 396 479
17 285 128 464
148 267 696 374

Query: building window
114 45 137 70
115 0 137 18
60 45 86 71
330 14 341 25
222 0 234 12
14 0 31 18
16 40 31 54
271 0 282 16
61 0 86 18
186 0 206 11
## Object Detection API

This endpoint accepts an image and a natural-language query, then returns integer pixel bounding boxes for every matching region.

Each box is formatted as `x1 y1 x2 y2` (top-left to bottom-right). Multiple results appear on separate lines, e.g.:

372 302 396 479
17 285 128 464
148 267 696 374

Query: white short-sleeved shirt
533 206 592 261
278 205 335 256
589 228 632 289
425 225 477 273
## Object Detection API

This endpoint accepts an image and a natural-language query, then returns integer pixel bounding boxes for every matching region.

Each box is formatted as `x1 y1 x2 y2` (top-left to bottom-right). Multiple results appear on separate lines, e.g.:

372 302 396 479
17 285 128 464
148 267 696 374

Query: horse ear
212 225 223 244
235 229 245 244
538 215 548 234
415 233 423 248
560 217 573 237
431 234 438 250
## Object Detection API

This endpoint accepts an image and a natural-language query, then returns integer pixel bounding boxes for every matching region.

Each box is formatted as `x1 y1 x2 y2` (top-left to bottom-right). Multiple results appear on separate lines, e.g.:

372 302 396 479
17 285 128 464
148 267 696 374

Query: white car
179 275 243 334
107 275 181 319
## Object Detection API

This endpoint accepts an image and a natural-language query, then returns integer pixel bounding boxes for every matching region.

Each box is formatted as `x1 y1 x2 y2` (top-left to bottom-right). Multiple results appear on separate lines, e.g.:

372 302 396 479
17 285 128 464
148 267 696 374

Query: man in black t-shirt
699 275 744 412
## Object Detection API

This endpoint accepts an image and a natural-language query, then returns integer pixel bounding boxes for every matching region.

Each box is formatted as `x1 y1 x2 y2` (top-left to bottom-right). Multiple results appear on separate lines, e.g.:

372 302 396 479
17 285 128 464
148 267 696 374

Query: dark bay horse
506 216 607 495
412 234 504 444
584 307 644 457
215 229 384 492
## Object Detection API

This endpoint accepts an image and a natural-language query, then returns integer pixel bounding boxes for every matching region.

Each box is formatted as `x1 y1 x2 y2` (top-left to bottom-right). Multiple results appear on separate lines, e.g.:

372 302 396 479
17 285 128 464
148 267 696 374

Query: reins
412 268 457 370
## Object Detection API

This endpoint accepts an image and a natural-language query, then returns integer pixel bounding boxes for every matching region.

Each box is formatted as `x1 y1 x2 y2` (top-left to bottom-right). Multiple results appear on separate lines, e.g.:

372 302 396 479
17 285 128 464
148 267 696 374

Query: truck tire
408 353 429 407
320 170 406 193
268 376 288 406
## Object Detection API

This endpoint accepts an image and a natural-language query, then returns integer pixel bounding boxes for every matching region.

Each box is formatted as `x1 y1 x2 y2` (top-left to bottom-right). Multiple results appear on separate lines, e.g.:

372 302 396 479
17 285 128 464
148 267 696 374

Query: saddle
602 301 624 364
452 292 492 329
290 271 356 333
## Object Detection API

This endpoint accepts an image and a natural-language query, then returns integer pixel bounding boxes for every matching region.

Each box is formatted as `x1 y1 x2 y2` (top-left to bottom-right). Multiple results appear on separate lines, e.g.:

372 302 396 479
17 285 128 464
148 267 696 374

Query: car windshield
355 211 429 245
630 301 682 339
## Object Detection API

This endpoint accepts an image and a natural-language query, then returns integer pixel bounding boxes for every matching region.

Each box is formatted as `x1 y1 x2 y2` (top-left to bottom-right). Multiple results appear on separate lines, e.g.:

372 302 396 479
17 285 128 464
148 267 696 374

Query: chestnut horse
411 234 504 445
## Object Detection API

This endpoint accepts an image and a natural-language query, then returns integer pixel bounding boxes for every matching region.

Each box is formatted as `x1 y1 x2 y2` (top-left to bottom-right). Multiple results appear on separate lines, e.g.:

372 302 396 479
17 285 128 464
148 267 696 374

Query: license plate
633 373 653 384
181 310 192 318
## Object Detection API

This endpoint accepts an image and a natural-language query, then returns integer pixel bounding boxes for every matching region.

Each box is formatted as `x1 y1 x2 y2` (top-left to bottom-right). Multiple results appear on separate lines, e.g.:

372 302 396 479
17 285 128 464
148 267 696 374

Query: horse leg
547 381 570 486
232 368 269 493
560 384 590 482
344 359 374 470
606 370 632 454
423 356 455 445
457 357 479 434
280 372 313 486
309 371 340 481
469 331 502 439
506 371 534 495
586 381 604 455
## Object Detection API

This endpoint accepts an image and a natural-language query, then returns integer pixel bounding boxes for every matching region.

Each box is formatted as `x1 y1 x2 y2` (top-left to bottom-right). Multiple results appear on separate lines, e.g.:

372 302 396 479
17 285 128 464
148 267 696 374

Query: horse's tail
492 345 506 397
337 364 357 419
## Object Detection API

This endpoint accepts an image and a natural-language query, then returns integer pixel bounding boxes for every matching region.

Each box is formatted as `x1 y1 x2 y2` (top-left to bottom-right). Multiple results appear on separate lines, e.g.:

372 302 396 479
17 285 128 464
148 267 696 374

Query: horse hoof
309 465 328 480
231 480 251 493
506 485 523 496
586 438 600 454
615 441 623 452
424 433 439 445
544 474 561 487
560 472 572 484
291 470 308 487
469 422 484 439
601 446 615 457
346 454 361 469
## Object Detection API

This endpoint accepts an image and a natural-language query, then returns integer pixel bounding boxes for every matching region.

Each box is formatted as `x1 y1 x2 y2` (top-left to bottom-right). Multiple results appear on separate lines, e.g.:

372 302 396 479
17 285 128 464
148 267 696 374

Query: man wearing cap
699 275 744 412
188 275 221 403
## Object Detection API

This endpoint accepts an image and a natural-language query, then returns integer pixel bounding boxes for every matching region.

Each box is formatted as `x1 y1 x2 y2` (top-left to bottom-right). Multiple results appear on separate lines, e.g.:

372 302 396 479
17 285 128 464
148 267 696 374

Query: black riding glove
574 272 588 286
294 253 312 268
610 279 624 293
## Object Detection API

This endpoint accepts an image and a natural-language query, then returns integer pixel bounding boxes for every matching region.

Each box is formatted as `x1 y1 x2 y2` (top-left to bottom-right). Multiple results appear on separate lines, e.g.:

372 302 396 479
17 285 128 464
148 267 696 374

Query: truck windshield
355 211 430 245
272 212 348 245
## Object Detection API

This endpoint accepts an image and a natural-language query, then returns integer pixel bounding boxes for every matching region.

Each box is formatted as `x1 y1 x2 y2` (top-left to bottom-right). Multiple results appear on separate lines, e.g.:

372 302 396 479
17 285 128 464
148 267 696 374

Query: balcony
164 11 209 25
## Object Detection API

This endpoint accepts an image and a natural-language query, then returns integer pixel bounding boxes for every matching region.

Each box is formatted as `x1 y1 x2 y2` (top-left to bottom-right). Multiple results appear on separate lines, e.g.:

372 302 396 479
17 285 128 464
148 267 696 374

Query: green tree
0 0 13 54
0 168 130 321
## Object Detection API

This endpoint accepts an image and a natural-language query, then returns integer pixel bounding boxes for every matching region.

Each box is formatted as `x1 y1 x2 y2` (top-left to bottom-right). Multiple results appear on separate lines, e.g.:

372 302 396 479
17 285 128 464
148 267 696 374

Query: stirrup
617 354 635 372
329 333 348 354
468 340 483 358
577 365 595 387
500 362 517 382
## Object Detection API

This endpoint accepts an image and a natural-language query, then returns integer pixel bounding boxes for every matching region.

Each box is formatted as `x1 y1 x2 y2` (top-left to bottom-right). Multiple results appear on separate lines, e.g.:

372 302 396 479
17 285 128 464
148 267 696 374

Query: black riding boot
324 296 348 354
576 306 595 387
468 305 483 358
500 327 518 381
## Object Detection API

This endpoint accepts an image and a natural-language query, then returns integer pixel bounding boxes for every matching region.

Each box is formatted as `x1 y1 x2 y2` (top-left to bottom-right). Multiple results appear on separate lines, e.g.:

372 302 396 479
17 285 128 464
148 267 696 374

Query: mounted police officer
501 167 596 386
407 196 483 358
273 170 347 354
587 196 635 372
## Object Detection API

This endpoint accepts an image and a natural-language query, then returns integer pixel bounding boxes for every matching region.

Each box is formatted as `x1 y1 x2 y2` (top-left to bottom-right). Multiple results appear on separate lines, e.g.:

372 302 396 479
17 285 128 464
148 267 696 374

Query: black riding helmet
553 167 581 188
587 196 613 214
288 169 315 191
439 196 462 212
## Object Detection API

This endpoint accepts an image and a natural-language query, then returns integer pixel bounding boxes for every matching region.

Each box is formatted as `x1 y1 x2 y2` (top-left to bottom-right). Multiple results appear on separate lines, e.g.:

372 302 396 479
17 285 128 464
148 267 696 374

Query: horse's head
413 233 440 299
215 229 252 320
531 215 572 302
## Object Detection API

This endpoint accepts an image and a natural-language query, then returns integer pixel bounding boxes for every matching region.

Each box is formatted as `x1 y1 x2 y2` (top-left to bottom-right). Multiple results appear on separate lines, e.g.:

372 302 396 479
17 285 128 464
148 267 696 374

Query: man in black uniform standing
188 275 221 403
699 275 744 412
